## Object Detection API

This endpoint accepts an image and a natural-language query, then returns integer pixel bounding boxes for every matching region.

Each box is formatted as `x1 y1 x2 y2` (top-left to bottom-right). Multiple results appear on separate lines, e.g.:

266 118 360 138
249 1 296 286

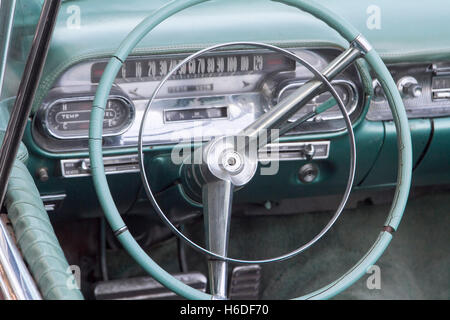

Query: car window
0 0 43 101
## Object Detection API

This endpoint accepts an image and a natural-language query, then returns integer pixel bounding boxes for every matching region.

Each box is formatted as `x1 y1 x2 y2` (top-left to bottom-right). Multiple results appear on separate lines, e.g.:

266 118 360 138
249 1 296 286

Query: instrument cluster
32 47 364 153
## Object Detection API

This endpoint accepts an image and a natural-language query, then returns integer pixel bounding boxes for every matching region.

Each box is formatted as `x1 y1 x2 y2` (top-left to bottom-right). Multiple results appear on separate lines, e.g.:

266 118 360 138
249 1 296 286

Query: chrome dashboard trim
162 105 230 124
367 62 450 121
0 217 42 300
258 141 330 162
60 154 140 178
40 194 66 212
275 79 359 122
32 47 364 152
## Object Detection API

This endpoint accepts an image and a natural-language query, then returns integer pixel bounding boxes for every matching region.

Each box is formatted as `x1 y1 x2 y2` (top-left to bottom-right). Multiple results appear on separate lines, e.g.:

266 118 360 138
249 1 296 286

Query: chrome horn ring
138 41 357 264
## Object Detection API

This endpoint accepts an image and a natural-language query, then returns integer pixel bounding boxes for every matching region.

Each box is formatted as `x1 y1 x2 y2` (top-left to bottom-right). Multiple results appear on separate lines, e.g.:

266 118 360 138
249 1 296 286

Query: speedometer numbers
91 52 295 83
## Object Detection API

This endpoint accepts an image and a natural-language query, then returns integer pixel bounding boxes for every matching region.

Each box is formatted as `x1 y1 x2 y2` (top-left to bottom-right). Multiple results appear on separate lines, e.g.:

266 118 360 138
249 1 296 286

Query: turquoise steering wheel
89 0 412 299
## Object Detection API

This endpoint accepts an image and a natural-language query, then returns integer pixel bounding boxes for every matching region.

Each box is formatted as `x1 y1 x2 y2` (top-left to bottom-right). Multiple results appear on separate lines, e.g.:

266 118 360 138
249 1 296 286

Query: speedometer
42 97 134 139
90 52 296 83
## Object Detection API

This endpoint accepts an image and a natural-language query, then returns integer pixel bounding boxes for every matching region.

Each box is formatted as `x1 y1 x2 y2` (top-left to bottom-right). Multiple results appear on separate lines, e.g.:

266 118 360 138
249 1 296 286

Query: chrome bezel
162 105 231 124
40 95 135 140
258 141 331 162
32 46 364 153
60 154 140 178
275 79 359 122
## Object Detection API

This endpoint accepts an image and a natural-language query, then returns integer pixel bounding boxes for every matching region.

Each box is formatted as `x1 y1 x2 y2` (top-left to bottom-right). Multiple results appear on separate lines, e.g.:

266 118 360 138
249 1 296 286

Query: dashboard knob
80 160 90 172
37 167 49 182
298 163 319 184
303 144 316 160
397 76 422 98
404 83 422 98
372 79 385 101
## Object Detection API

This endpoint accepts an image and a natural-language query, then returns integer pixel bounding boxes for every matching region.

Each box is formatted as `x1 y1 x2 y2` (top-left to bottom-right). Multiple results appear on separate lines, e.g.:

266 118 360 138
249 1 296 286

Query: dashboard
33 51 450 153
8 0 450 218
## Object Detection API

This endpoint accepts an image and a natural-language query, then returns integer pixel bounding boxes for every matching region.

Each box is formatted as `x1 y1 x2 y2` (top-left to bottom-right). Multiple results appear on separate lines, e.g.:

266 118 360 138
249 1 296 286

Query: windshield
0 0 43 102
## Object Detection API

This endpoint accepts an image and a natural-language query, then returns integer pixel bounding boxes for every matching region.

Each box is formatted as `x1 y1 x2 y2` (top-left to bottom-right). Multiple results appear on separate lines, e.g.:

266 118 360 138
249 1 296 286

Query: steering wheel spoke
277 97 337 135
321 45 362 81
240 45 362 150
202 179 234 298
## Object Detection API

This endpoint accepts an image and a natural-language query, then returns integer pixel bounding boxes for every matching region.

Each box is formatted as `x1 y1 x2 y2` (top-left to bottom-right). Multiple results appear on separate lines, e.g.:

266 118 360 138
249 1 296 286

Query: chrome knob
303 144 315 160
397 76 422 98
80 160 90 171
372 79 385 101
37 167 49 182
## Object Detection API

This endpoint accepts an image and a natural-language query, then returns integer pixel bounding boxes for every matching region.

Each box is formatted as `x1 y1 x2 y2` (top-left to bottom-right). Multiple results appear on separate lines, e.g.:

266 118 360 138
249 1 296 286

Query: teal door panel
360 119 432 187
412 118 450 185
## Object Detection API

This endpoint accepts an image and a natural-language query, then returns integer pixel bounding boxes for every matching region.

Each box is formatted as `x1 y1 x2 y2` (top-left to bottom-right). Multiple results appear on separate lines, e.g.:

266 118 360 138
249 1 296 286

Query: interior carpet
105 189 449 300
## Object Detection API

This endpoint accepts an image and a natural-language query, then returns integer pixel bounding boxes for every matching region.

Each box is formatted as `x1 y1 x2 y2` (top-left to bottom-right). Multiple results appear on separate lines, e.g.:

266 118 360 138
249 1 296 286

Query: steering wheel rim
89 0 412 300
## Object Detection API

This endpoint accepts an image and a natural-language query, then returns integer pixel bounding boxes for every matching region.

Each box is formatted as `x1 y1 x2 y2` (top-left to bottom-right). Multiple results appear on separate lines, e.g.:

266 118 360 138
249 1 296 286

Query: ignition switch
298 163 319 183
37 167 49 182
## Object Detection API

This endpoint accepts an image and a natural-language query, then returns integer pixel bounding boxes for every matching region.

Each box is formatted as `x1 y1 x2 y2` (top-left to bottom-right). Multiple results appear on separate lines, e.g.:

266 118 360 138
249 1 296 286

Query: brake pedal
229 265 261 300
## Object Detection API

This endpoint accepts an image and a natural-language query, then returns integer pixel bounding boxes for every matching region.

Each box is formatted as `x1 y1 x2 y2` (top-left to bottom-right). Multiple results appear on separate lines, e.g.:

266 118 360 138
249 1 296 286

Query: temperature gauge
42 97 134 139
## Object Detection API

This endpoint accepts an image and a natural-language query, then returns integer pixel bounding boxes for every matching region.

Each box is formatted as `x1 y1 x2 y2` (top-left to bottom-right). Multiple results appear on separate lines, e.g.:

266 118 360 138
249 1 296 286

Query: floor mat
106 189 450 300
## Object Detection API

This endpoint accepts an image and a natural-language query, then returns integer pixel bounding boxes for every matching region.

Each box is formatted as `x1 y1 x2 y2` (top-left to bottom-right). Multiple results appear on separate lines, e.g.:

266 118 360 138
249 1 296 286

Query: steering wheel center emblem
204 136 258 186
220 150 244 174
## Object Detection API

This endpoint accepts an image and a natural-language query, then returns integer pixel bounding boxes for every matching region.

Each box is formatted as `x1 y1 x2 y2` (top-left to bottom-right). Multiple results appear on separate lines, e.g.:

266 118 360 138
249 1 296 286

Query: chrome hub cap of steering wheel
204 136 258 186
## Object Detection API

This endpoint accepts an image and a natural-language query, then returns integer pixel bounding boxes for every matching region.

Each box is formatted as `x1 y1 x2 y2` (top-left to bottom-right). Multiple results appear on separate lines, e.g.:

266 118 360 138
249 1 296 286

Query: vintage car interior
0 0 448 300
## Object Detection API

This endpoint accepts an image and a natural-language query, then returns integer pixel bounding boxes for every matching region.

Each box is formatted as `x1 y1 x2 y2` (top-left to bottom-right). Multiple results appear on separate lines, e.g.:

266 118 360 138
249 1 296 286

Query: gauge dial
43 97 134 139
276 80 358 122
